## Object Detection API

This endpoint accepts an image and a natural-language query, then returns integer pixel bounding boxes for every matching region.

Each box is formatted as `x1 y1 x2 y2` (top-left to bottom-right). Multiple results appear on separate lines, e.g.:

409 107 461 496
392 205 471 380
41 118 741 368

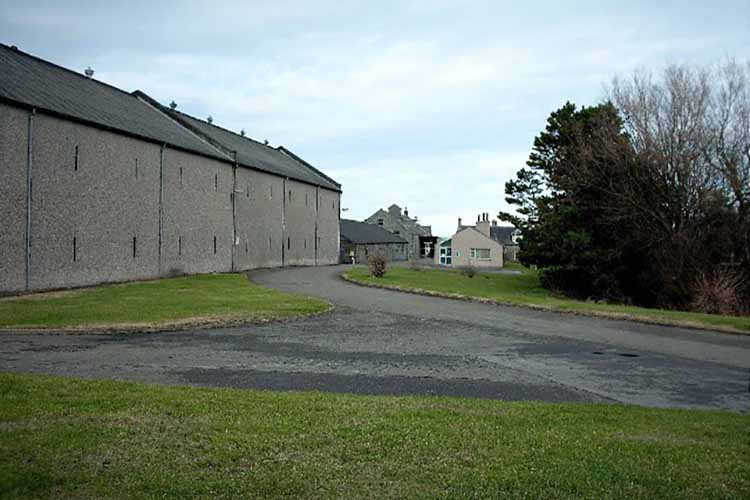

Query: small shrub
460 265 477 278
690 267 747 316
368 252 387 278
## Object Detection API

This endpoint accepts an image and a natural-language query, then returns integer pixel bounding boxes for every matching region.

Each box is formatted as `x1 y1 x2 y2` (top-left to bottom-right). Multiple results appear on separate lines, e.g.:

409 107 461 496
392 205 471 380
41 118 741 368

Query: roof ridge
277 145 341 188
166 106 278 151
0 43 144 103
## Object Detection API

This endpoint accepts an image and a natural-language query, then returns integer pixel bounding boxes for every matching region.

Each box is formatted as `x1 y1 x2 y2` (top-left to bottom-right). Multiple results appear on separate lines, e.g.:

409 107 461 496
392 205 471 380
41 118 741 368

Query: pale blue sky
2 1 748 235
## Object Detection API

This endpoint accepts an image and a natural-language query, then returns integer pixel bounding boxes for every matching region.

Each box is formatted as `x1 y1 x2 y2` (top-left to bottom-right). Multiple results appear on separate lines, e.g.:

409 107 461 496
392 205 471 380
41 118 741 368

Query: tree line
500 61 749 315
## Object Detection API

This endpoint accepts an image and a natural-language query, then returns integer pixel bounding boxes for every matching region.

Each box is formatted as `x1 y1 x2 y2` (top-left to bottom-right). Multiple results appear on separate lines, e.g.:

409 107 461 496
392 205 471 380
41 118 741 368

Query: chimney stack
458 217 462 229
476 211 491 237
84 66 94 78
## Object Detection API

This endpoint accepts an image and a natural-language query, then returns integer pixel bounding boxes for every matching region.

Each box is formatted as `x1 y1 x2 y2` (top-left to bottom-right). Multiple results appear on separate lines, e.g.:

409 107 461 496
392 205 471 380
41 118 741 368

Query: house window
179 167 184 186
73 236 77 262
304 239 307 249
132 236 137 259
74 145 79 171
288 190 292 204
215 173 218 191
394 231 400 235
213 236 217 254
470 248 491 260
377 218 384 226
287 237 291 250
178 236 182 256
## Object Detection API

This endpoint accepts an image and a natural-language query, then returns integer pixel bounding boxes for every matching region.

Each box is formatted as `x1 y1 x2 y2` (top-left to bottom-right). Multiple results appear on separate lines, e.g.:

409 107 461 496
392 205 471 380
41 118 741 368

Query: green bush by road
344 266 750 333
0 373 747 499
0 274 328 330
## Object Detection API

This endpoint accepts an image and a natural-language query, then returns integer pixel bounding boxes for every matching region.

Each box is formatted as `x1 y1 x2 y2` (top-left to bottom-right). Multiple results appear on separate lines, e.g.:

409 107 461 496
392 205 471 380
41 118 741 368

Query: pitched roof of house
0 44 227 161
0 44 341 192
490 226 517 245
340 219 408 244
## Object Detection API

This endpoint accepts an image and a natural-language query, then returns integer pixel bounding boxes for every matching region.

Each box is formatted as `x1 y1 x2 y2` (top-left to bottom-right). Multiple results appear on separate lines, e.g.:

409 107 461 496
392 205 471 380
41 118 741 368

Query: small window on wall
268 237 272 252
73 236 77 262
215 174 218 191
132 236 137 259
377 218 384 226
304 239 307 249
134 158 139 179
288 190 293 204
287 237 291 250
269 185 273 200
179 167 184 186
74 145 79 171
246 183 251 198
214 236 217 254
178 236 182 256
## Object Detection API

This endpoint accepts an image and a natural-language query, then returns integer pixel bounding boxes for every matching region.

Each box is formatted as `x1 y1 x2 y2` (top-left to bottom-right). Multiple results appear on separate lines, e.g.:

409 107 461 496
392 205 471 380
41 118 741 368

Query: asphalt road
1 265 749 410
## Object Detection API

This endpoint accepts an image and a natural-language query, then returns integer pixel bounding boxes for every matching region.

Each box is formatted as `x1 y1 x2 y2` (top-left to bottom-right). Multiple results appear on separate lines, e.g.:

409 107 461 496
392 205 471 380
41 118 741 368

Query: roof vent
207 116 213 124
169 100 177 110
264 139 269 146
10 45 18 51
240 129 246 137
84 66 94 78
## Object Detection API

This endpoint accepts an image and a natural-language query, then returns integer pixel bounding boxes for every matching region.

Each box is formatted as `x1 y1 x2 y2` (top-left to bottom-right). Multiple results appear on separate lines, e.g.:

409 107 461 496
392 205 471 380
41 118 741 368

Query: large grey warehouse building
0 44 341 294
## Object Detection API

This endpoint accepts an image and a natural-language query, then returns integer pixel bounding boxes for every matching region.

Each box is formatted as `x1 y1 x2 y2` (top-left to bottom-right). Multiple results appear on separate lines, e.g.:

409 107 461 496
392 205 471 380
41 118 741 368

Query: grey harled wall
0 102 340 294
29 112 162 290
0 103 28 293
234 168 284 270
160 148 233 276
316 188 341 265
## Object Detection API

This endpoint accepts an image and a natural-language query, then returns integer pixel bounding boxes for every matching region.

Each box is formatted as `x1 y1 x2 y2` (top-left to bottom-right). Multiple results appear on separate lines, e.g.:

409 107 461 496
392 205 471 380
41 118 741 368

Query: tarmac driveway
1 265 749 410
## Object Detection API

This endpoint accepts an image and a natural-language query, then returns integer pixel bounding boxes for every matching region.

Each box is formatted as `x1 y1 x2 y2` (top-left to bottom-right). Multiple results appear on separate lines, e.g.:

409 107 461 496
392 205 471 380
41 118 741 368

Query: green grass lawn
0 373 747 499
0 274 328 330
344 266 750 333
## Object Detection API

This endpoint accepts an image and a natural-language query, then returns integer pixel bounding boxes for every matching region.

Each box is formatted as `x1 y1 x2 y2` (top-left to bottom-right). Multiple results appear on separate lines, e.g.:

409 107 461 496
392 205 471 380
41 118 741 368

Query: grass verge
0 274 329 331
343 266 750 334
0 373 747 499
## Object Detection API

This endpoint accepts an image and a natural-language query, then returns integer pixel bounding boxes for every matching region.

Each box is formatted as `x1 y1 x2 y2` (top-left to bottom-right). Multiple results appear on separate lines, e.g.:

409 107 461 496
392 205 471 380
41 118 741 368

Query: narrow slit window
179 167 184 186
213 236 217 254
132 236 137 259
135 158 139 179
73 236 77 262
304 239 307 249
246 183 250 198
288 190 292 204
287 237 291 250
245 240 249 253
178 236 182 256
74 145 79 171
268 237 272 252
269 185 273 200
215 173 218 191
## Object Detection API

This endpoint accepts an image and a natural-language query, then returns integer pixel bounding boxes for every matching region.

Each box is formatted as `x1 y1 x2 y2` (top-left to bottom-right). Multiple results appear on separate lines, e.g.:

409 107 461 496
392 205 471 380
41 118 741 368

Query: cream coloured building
436 213 504 269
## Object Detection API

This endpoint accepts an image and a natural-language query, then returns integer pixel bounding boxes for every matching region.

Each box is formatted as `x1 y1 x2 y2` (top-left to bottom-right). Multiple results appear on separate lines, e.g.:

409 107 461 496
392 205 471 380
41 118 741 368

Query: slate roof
340 219 408 245
0 44 341 192
153 105 341 191
490 226 518 245
0 44 227 161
